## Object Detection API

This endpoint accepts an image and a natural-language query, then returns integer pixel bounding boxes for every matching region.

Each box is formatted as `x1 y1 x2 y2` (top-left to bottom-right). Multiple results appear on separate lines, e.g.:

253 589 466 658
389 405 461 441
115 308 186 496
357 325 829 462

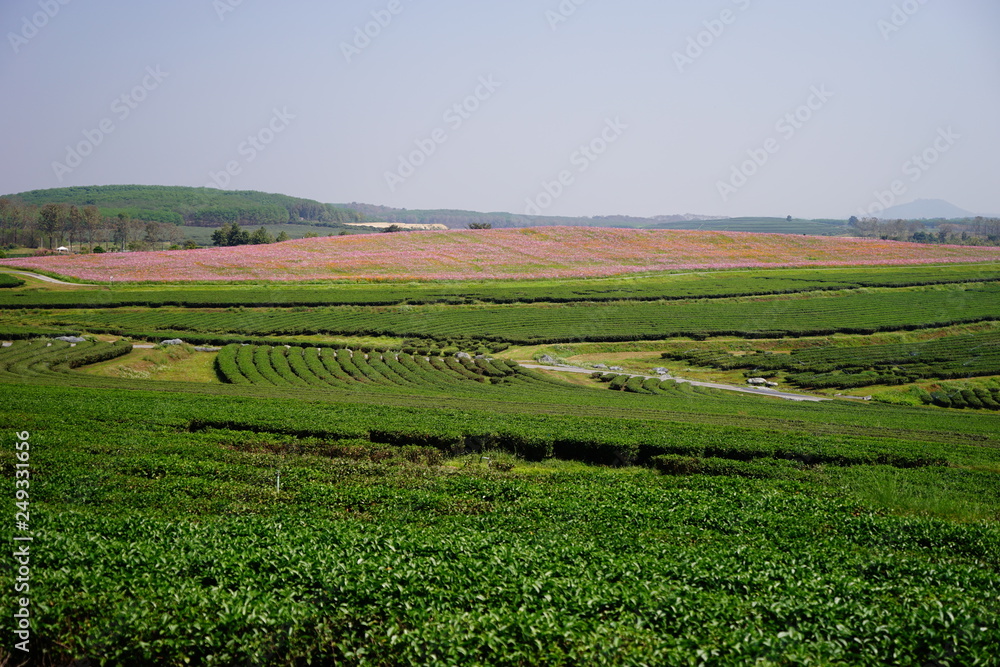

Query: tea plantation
1 263 999 665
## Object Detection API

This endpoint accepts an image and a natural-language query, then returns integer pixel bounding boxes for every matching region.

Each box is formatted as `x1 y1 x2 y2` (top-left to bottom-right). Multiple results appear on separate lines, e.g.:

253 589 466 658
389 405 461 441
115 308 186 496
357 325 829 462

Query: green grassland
1 262 999 665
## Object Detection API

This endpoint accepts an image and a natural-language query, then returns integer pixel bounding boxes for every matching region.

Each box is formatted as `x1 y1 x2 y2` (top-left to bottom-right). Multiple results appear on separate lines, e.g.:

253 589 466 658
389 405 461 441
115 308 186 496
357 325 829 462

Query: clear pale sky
2 0 998 219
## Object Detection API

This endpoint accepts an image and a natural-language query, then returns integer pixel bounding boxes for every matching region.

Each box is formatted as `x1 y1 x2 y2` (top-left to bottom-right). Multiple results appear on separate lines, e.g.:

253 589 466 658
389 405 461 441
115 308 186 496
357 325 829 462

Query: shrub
0 274 25 289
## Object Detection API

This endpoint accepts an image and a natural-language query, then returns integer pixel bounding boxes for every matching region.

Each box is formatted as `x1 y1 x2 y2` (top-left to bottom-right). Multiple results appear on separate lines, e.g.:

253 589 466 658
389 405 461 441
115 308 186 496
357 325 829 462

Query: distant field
648 217 847 236
4 226 1000 283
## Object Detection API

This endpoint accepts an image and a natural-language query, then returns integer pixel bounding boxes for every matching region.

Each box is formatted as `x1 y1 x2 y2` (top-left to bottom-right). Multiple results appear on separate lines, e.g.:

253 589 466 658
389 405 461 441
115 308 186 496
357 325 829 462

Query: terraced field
11 282 998 346
664 328 1000 390
213 344 558 392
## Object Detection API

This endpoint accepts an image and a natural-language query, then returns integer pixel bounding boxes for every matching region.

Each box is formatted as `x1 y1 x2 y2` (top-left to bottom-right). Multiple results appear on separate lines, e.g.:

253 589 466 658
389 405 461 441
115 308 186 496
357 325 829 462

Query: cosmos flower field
6 227 1000 282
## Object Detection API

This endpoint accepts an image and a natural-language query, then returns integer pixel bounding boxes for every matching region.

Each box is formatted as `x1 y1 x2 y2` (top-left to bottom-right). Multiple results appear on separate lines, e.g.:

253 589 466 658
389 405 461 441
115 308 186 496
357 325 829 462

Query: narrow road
3 270 91 286
519 363 831 402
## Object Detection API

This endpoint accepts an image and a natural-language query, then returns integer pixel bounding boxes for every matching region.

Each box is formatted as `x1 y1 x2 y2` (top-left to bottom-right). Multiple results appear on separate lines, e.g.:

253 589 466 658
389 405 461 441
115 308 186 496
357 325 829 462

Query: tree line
0 198 187 252
848 216 1000 245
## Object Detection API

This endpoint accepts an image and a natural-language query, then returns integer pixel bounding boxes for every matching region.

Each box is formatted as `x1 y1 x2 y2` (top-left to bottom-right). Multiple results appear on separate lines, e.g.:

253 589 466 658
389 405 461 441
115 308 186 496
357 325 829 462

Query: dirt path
519 362 831 402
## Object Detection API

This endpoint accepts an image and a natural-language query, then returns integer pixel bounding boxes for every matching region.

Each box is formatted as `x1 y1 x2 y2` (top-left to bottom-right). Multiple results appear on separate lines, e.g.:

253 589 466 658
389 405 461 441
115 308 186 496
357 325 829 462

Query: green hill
7 185 367 227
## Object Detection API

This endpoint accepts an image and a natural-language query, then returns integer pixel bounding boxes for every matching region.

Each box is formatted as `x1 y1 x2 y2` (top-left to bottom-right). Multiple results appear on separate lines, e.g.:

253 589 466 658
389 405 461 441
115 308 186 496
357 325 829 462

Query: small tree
468 222 493 230
250 227 274 245
211 224 231 246
212 223 251 246
276 231 290 242
38 203 67 249
82 206 101 250
113 213 130 252
229 223 250 246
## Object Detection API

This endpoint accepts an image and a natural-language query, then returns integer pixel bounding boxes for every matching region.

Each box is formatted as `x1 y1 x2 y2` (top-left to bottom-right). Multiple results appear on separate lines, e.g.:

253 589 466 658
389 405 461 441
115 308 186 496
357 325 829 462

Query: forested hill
6 185 367 227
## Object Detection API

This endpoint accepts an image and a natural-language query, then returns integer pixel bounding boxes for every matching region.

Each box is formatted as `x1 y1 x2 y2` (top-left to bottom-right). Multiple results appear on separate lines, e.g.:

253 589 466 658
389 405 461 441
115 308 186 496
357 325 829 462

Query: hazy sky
2 0 998 219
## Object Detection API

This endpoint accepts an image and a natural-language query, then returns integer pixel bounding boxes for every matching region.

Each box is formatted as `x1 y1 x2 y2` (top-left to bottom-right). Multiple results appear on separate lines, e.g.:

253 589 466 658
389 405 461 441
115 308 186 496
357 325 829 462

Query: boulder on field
56 336 87 343
455 351 472 360
610 366 624 371
538 354 557 365
161 339 185 346
593 364 608 369
653 367 669 375
747 378 768 386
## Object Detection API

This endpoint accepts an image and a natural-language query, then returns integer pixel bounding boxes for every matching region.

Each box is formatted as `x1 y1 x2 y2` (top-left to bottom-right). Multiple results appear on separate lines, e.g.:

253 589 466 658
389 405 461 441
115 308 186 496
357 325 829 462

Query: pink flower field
4 227 1000 283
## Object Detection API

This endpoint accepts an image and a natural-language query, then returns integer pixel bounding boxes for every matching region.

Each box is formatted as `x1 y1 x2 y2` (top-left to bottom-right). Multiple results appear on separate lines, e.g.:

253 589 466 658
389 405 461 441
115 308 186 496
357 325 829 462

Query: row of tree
0 198 186 252
848 216 1000 245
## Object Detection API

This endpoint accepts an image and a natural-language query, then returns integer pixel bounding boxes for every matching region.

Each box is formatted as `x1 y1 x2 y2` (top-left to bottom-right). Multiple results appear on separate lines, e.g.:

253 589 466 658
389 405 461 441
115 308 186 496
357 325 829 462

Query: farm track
5 270 90 285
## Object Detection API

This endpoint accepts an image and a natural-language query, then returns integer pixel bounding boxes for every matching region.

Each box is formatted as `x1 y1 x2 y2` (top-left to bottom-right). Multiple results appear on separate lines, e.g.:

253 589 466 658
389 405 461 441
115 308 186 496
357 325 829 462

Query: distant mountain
337 203 723 229
874 199 975 220
5 185 366 227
